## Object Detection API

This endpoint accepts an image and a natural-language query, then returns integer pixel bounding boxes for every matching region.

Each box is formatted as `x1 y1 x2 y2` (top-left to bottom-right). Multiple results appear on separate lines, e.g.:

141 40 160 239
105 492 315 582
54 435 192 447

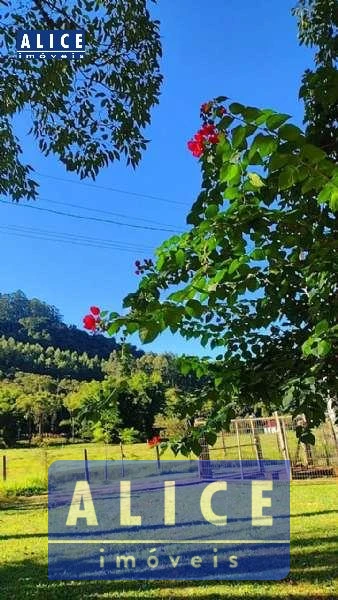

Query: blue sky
1 0 314 356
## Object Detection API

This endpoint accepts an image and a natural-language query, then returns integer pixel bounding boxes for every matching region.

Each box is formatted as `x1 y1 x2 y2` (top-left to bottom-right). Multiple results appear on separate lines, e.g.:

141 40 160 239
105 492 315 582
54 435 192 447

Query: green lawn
1 422 336 494
0 481 337 599
0 442 172 494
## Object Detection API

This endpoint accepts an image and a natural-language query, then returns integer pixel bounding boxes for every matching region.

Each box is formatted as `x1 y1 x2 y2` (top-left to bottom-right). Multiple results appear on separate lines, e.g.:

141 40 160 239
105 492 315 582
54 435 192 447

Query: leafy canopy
0 0 162 199
99 96 337 435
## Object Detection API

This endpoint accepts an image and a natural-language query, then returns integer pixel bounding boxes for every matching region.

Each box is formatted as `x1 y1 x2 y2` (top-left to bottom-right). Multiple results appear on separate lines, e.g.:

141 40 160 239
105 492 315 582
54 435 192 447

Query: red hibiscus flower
90 306 100 316
83 314 97 331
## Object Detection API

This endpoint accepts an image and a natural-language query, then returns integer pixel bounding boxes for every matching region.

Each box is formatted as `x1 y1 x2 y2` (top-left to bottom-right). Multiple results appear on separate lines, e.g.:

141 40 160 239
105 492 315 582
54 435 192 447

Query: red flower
194 131 205 143
209 133 220 144
188 120 219 158
148 435 161 448
83 314 97 331
200 123 216 136
90 306 100 316
187 139 204 158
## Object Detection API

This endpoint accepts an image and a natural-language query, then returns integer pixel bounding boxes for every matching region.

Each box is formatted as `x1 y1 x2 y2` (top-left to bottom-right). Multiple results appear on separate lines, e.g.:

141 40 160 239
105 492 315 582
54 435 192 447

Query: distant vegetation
0 291 204 447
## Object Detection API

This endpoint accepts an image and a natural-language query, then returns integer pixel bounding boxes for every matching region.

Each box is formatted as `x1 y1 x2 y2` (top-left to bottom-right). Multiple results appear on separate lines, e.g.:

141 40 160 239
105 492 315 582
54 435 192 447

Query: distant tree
14 373 59 438
64 379 120 442
0 290 141 362
293 0 337 157
0 381 23 446
0 0 162 199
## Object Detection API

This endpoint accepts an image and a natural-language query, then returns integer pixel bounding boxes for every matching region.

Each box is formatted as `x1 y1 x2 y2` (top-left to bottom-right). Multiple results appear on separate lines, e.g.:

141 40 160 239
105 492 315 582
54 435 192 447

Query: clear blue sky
1 0 314 356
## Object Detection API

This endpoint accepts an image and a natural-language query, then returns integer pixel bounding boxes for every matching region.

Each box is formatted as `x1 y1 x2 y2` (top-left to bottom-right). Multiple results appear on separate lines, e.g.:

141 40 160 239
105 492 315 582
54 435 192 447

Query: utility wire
0 226 154 254
36 171 190 207
0 200 181 233
0 223 154 251
38 196 185 229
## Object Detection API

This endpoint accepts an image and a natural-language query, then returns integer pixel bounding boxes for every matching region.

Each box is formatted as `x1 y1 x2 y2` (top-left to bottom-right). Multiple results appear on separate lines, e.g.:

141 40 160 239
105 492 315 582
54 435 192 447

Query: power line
0 225 154 254
0 200 182 233
36 171 190 207
39 196 185 229
0 223 154 251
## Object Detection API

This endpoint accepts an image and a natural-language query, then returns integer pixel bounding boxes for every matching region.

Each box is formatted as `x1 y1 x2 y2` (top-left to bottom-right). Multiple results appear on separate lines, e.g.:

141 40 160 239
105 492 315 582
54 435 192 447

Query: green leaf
302 337 315 357
125 321 139 334
314 320 329 335
300 144 327 164
107 321 123 335
250 134 277 158
248 172 265 188
191 439 202 457
242 107 261 122
175 249 185 267
317 184 333 205
205 431 217 446
329 189 338 211
266 113 290 130
278 166 297 190
228 258 240 274
231 125 247 148
317 340 331 357
251 248 266 260
220 163 242 184
169 288 189 302
205 204 218 218
139 322 160 343
269 152 290 170
279 124 304 142
223 186 241 200
229 102 244 114
246 276 259 292
186 299 203 318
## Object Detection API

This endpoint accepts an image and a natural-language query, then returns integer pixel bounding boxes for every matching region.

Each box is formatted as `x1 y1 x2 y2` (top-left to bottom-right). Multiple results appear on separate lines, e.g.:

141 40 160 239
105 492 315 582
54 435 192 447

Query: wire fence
1 414 337 487
207 413 338 479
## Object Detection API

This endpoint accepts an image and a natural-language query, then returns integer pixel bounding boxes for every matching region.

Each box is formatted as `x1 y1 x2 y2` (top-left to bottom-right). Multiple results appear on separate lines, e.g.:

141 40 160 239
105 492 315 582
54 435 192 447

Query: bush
119 427 140 445
1 477 47 497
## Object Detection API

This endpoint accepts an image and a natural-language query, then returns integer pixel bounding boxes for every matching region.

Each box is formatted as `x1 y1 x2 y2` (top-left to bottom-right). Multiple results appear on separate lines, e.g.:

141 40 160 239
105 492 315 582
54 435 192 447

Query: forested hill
0 291 141 359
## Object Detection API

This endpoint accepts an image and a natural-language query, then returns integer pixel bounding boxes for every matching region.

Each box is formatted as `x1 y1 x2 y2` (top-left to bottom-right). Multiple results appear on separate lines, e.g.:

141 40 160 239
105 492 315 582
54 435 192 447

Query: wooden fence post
249 418 263 464
234 420 244 480
198 435 212 479
155 445 161 471
274 412 291 479
2 455 6 482
221 430 227 458
84 448 89 482
120 441 125 477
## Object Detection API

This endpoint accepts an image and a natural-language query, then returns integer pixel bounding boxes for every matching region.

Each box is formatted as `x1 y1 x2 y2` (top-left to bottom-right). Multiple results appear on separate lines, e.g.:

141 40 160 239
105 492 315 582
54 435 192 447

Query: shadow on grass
0 542 336 600
292 509 338 518
0 496 47 511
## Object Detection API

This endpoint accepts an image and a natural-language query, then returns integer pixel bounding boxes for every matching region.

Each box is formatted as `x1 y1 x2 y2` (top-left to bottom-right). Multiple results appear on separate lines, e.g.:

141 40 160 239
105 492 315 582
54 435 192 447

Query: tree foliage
0 0 162 199
0 291 140 359
293 0 337 157
97 2 338 447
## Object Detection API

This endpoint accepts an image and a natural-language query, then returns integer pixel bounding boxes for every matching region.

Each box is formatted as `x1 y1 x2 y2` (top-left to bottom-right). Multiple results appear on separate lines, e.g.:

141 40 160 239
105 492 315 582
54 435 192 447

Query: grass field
0 480 337 599
1 426 336 495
